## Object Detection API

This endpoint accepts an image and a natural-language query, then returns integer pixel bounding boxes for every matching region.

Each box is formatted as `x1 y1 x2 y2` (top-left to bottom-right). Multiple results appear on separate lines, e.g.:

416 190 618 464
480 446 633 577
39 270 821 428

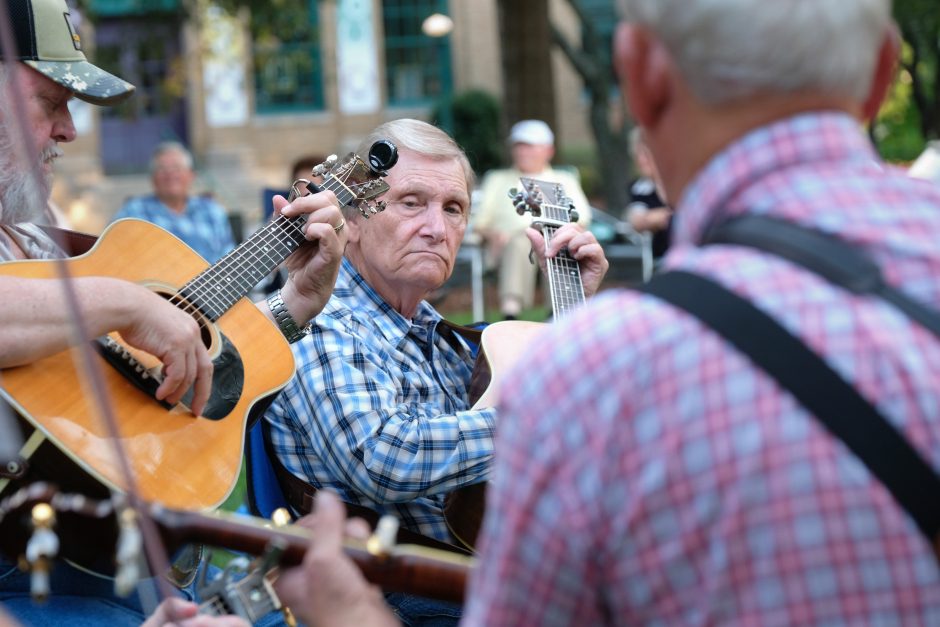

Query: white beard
0 147 57 226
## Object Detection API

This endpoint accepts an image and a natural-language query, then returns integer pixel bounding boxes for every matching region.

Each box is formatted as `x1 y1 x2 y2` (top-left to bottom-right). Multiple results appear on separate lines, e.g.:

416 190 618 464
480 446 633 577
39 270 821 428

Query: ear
613 23 673 129
861 23 901 122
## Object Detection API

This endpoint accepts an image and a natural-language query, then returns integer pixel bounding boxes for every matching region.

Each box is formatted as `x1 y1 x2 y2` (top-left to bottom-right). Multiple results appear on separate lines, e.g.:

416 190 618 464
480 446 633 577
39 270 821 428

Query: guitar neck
543 223 586 320
154 507 472 604
177 175 360 321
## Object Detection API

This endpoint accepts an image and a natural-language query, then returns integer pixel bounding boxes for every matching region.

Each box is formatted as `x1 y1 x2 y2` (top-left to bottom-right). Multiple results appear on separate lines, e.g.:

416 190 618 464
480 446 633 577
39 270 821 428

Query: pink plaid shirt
464 112 940 626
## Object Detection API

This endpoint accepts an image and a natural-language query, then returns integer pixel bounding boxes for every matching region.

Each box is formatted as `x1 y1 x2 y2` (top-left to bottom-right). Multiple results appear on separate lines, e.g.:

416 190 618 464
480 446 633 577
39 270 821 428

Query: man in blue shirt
113 142 235 263
263 118 609 546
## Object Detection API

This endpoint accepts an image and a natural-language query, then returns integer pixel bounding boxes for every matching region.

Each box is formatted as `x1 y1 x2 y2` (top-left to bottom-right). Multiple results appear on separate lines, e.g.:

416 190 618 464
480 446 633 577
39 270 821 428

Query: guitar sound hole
153 288 216 352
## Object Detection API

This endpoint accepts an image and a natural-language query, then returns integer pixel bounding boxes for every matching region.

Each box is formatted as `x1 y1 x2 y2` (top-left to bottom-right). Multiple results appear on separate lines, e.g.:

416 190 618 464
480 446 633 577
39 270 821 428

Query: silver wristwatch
267 289 310 343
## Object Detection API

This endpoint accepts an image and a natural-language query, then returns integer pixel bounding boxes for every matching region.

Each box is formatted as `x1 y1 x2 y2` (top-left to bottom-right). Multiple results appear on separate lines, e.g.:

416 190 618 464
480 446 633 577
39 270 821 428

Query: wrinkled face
510 141 554 174
350 149 470 303
151 149 194 205
0 66 74 224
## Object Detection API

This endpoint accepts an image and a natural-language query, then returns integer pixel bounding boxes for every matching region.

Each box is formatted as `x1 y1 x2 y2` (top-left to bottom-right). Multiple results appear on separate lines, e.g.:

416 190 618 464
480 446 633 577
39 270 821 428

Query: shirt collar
335 257 443 349
673 111 879 246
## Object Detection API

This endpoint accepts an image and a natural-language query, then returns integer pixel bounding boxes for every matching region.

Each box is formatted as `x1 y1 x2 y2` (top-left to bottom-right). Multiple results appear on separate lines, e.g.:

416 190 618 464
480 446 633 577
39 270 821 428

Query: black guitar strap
638 215 940 558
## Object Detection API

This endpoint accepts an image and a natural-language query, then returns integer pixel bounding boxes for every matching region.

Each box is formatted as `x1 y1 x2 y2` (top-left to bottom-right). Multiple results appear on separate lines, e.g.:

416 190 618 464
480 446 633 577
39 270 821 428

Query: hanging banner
202 3 249 127
336 0 381 115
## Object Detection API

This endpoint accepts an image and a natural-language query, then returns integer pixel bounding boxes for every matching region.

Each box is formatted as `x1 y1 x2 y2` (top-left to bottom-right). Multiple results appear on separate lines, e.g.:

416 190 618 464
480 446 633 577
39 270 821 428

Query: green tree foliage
893 0 940 140
876 0 939 161
432 89 506 177
550 0 630 212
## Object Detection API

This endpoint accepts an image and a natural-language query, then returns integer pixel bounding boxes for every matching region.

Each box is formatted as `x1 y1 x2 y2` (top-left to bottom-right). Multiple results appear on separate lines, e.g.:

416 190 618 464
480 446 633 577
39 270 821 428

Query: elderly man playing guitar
262 117 609 625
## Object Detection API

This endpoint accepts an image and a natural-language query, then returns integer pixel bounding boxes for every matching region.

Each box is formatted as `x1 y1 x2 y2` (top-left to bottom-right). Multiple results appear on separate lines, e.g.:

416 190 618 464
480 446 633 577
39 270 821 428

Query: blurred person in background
113 141 235 263
472 119 591 319
624 126 672 259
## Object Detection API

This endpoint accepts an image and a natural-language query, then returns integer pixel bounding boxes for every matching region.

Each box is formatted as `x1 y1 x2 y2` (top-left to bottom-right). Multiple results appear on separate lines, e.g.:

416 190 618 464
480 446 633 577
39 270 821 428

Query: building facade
55 0 616 235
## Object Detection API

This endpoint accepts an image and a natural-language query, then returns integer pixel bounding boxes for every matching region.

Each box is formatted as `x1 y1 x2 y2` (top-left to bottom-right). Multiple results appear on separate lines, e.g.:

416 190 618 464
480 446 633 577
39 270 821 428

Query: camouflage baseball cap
6 0 135 105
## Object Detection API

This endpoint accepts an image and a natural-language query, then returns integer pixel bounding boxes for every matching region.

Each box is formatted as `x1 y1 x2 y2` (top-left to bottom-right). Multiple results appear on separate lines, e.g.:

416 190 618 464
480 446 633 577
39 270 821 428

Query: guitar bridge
94 336 176 412
93 331 245 421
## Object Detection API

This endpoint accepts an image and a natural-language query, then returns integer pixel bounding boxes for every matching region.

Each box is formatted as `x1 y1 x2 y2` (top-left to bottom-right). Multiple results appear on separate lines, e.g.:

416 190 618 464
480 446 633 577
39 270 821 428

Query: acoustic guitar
0 482 473 621
0 146 397 512
444 177 586 551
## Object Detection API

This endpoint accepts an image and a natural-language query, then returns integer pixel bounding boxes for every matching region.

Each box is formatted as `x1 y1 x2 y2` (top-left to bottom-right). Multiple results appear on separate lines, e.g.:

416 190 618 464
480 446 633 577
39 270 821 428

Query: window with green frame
251 0 324 114
89 0 178 17
382 0 452 107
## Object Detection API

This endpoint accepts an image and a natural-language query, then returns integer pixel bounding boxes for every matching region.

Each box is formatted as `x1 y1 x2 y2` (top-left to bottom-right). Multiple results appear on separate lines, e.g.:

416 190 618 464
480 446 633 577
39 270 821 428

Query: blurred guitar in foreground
0 482 472 622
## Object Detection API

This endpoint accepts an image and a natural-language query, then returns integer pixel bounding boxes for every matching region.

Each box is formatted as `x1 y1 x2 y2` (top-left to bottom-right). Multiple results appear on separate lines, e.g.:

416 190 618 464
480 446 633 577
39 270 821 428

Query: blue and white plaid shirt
264 258 497 541
112 194 235 263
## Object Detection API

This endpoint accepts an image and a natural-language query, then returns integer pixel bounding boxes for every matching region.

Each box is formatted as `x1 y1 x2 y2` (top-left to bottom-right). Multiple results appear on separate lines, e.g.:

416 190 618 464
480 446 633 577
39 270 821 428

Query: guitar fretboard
177 174 357 321
544 223 585 318
519 178 586 320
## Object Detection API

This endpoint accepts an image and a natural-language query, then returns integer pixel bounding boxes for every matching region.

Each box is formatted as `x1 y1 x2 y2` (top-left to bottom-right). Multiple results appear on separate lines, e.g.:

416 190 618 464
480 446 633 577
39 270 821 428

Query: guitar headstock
290 140 399 218
508 177 579 226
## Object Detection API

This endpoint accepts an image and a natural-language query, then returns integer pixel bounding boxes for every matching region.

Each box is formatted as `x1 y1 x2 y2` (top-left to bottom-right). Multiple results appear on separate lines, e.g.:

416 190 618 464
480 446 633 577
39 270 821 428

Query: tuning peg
368 140 399 176
270 507 292 528
25 502 59 602
366 515 399 557
311 155 338 177
569 208 579 223
114 507 143 597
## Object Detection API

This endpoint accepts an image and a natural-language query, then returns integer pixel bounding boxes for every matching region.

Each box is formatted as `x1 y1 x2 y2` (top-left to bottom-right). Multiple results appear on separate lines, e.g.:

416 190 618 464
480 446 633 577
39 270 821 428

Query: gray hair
149 140 194 172
617 0 892 105
355 119 475 193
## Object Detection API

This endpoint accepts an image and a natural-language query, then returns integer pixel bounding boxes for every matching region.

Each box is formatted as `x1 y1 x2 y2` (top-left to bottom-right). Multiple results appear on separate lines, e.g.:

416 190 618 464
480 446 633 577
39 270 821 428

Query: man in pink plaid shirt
274 0 940 624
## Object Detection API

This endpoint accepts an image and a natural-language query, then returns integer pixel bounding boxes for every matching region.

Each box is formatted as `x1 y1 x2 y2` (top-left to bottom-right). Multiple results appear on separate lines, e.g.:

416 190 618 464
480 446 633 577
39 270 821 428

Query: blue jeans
0 557 295 626
385 592 461 627
0 557 197 626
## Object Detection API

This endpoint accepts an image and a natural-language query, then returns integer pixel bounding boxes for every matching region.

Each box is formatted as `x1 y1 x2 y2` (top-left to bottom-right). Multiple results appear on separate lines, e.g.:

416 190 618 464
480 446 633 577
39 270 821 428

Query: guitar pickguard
95 332 245 421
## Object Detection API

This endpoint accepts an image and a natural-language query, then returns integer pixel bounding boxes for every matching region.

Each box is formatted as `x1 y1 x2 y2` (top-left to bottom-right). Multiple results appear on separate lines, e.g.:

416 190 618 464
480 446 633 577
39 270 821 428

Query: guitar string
183 172 352 313
165 171 356 320
101 167 362 399
181 173 352 316
199 170 358 310
540 199 585 320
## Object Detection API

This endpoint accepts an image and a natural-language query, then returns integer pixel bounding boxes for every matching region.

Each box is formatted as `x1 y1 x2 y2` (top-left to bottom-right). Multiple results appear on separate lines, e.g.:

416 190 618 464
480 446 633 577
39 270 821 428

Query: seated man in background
113 141 235 263
471 119 592 319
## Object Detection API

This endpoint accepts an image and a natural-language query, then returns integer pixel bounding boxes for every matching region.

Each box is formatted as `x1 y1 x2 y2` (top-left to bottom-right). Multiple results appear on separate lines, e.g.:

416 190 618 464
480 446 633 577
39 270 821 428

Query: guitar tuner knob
367 140 398 176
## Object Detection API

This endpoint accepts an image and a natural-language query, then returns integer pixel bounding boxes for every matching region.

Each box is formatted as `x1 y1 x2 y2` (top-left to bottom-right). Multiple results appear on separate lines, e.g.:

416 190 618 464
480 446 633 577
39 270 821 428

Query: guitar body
445 320 545 550
469 320 545 410
0 219 295 510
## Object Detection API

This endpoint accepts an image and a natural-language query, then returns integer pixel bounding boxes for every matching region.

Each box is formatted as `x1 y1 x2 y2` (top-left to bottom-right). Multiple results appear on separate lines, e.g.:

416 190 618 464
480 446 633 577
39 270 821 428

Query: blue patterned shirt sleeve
264 259 497 540
112 194 235 263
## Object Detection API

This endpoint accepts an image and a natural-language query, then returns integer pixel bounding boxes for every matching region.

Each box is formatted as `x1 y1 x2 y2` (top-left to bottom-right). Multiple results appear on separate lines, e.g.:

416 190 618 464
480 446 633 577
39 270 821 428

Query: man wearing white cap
472 119 592 319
